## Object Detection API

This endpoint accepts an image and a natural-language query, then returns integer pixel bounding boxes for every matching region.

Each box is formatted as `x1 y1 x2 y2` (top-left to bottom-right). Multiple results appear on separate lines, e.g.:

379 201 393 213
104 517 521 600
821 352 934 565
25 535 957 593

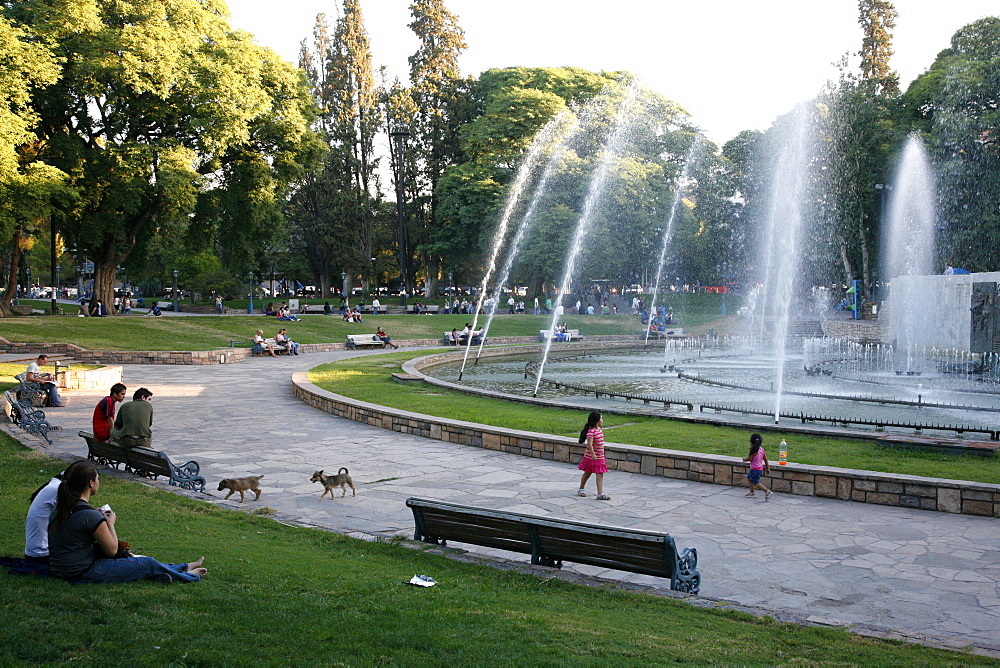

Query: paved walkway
14 350 1000 653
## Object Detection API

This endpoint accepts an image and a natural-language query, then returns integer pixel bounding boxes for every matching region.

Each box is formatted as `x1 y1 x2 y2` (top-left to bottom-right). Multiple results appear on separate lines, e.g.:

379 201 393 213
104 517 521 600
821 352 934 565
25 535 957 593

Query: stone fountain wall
883 272 1000 352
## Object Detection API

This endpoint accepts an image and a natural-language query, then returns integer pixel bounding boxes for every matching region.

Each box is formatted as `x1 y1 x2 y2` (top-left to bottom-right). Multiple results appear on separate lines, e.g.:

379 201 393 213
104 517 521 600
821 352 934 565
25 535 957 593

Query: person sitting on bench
26 354 65 407
110 387 154 449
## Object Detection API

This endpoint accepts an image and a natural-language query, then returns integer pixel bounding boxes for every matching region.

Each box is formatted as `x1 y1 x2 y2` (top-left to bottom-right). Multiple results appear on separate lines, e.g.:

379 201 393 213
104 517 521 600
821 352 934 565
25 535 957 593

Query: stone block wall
292 370 1000 518
59 365 124 391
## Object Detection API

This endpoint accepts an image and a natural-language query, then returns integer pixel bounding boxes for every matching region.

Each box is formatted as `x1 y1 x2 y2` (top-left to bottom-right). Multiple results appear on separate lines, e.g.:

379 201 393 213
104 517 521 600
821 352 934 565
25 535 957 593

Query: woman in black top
47 460 206 583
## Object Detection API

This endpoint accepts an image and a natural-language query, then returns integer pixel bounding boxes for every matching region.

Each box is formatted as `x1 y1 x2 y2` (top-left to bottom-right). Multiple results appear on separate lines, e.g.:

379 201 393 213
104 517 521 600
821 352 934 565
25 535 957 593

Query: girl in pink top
742 433 772 501
577 411 610 500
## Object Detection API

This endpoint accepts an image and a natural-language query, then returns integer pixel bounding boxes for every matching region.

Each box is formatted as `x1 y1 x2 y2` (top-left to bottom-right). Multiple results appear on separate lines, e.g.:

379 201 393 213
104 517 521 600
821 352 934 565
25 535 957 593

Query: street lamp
341 271 348 299
448 272 454 301
390 126 409 306
52 265 60 314
172 269 179 313
247 272 255 314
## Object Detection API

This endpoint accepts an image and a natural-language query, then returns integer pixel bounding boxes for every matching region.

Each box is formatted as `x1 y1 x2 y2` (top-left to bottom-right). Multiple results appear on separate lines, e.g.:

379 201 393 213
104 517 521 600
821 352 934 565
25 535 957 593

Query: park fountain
458 110 577 380
882 134 938 373
533 80 639 396
644 136 704 345
468 111 585 367
757 104 815 422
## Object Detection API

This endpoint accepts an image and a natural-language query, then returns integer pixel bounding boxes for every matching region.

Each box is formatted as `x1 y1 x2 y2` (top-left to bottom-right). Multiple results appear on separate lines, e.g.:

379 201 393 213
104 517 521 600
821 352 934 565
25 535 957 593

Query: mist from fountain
757 105 815 422
882 134 937 372
468 112 584 367
457 111 577 380
533 81 640 396
644 136 705 345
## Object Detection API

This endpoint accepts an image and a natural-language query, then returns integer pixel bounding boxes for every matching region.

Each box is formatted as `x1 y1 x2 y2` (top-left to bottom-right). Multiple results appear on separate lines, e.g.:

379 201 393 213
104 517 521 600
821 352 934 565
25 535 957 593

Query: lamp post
172 269 179 313
390 126 409 306
341 271 348 299
448 272 454 301
247 272 254 314
52 265 60 313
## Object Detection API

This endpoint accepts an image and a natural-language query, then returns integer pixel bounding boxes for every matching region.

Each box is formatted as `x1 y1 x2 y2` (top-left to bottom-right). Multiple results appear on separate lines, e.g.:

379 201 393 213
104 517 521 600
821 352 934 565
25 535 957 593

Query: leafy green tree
904 18 1000 271
858 0 899 96
4 0 316 310
0 15 66 313
406 0 471 297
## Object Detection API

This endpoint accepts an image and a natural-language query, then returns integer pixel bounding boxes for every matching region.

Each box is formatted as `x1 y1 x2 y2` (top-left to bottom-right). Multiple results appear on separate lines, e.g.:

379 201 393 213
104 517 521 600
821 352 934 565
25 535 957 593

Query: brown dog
310 468 356 499
217 475 263 502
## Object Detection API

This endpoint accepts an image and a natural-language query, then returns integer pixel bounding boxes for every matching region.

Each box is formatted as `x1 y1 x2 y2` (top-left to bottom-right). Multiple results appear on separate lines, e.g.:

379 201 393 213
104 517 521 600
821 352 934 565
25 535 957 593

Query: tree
294 3 382 295
0 15 67 313
5 0 316 310
857 0 900 96
905 18 1000 270
405 0 472 297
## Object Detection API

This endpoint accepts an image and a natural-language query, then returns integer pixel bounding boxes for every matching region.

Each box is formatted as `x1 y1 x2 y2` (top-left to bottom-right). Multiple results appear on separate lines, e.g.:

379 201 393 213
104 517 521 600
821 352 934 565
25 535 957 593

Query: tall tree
0 15 67 313
905 18 1000 270
5 0 315 310
293 3 381 295
406 0 471 297
857 0 899 96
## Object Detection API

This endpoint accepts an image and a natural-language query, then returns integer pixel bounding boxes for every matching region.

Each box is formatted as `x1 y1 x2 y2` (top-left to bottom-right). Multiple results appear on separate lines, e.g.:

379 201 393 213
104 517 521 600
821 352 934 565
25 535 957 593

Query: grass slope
0 434 987 665
310 351 1000 484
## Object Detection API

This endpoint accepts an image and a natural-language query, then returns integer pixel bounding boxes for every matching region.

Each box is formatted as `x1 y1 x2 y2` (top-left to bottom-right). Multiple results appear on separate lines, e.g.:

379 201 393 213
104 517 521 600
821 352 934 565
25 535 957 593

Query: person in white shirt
372 297 381 315
534 297 540 314
24 461 89 563
26 354 64 406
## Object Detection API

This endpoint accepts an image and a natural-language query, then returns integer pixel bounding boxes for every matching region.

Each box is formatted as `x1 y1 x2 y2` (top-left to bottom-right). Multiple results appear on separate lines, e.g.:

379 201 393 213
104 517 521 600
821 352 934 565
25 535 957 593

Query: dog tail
253 475 264 480
338 467 349 475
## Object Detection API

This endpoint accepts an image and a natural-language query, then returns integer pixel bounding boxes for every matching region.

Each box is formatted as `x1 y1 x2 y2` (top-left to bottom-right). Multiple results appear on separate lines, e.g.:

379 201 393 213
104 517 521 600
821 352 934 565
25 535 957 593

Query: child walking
577 411 610 500
743 433 772 501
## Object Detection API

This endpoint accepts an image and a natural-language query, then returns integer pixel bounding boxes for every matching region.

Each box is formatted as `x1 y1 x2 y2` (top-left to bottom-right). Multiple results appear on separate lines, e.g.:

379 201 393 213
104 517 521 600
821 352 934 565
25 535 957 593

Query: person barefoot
186 556 207 576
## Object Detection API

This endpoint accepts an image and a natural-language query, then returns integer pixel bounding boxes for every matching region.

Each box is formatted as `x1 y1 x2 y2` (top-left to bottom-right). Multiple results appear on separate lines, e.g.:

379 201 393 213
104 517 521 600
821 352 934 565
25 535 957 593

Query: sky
226 0 998 146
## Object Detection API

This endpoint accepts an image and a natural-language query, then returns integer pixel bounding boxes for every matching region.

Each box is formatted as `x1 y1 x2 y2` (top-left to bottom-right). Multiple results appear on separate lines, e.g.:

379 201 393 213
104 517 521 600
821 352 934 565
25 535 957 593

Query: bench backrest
406 497 696 590
125 447 173 478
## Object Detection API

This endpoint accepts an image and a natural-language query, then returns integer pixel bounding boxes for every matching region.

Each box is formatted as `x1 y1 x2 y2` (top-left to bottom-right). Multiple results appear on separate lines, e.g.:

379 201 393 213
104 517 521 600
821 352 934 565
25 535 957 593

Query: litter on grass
408 574 437 587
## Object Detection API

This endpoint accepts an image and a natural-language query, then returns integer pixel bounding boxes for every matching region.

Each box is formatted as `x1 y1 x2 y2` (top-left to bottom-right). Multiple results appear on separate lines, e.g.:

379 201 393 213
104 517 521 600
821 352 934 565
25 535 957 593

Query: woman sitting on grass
47 460 206 583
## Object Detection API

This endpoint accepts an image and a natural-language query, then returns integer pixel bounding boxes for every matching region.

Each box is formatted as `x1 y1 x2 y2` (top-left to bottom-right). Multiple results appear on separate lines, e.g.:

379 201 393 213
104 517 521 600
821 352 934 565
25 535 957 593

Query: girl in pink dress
577 411 610 500
743 433 772 501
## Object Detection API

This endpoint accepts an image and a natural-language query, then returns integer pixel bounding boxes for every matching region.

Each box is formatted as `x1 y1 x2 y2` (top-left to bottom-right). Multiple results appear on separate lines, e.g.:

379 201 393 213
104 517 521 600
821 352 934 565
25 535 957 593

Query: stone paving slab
9 349 1000 653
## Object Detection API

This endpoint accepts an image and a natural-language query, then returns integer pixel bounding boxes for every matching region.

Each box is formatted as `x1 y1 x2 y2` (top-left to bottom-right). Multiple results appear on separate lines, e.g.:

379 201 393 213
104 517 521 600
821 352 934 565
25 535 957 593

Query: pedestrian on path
577 410 609 500
743 433 772 501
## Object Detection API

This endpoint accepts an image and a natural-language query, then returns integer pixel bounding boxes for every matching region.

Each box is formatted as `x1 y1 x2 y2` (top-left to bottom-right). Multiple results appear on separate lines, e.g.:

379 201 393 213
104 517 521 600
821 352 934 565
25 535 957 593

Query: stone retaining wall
59 364 124 391
292 368 1000 518
822 319 888 343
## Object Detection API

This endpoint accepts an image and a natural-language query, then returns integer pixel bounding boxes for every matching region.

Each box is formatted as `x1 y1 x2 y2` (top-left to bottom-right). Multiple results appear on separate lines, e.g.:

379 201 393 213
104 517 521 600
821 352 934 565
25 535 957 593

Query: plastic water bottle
779 439 788 465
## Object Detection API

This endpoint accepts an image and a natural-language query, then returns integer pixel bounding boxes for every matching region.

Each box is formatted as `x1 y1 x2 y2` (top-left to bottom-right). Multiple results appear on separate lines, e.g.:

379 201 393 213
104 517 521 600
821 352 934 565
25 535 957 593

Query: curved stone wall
293 354 1000 518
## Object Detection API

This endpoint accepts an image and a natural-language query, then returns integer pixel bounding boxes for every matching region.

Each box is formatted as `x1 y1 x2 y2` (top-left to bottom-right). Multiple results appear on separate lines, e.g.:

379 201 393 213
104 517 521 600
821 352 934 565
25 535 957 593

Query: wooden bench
251 338 288 356
346 333 385 350
405 304 440 314
540 329 583 342
406 497 700 594
4 390 52 444
300 304 326 314
155 300 174 311
444 331 485 346
79 431 206 492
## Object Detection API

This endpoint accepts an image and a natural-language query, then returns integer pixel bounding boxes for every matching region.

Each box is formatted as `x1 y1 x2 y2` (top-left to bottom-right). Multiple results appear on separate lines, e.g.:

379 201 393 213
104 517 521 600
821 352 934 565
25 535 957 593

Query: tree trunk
837 233 854 287
860 233 871 300
423 257 438 298
92 257 121 315
319 272 331 299
1 223 24 312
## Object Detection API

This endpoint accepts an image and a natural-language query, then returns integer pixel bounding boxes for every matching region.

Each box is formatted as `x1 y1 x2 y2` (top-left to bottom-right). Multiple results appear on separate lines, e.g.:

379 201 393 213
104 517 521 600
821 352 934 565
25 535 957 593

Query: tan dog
217 475 263 502
310 468 356 499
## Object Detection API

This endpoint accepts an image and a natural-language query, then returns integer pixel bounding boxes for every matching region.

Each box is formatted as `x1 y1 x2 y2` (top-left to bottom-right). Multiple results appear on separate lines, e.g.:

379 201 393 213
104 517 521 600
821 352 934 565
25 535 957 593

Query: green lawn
0 433 987 665
310 351 1000 484
0 313 650 351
